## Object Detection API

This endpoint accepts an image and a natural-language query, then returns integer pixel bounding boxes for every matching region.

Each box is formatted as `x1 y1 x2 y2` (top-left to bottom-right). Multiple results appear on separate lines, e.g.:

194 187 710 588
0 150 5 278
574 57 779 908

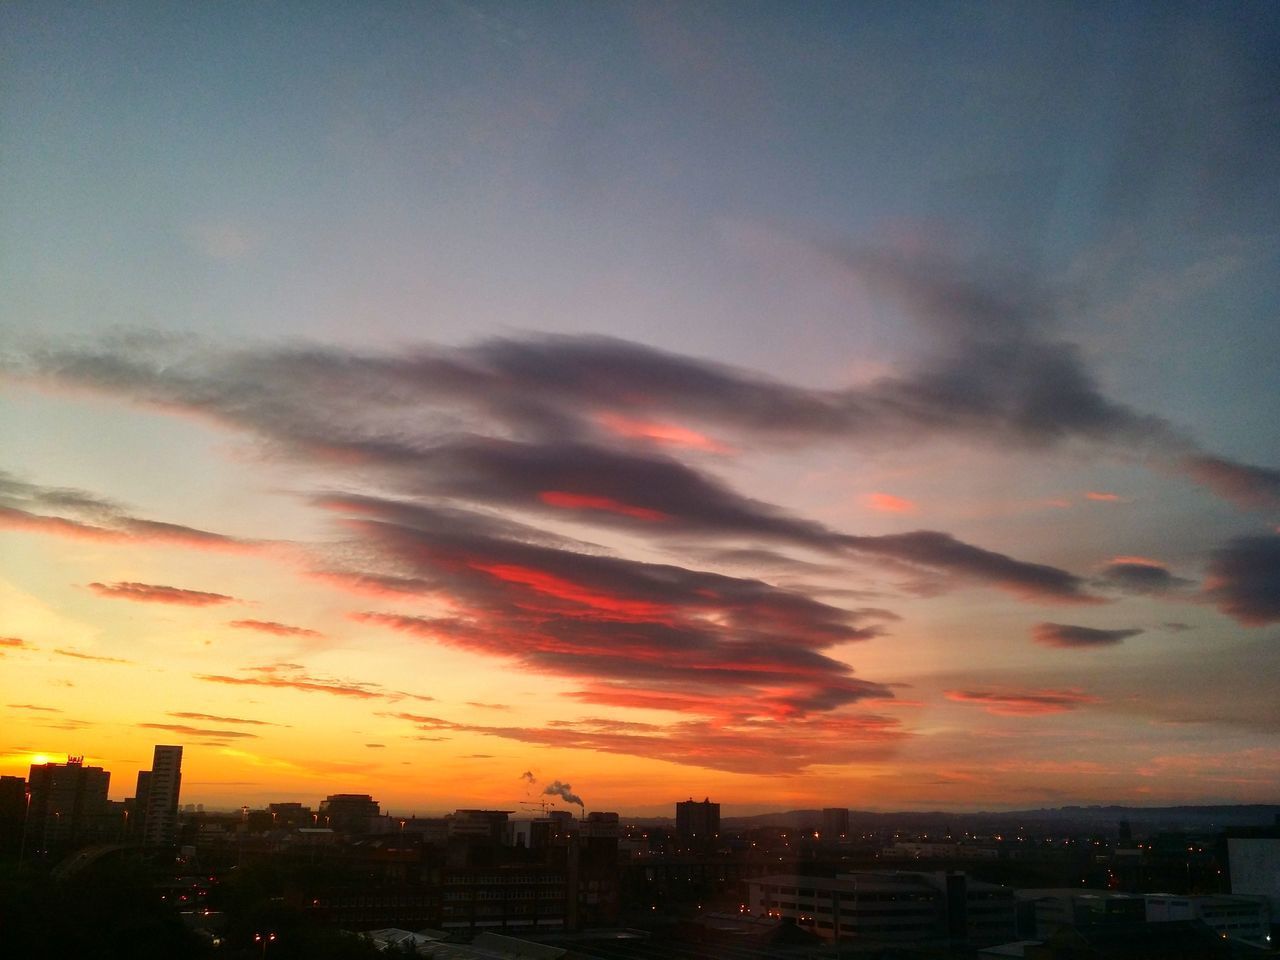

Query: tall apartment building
822 807 851 840
676 798 720 848
137 744 183 847
27 756 111 853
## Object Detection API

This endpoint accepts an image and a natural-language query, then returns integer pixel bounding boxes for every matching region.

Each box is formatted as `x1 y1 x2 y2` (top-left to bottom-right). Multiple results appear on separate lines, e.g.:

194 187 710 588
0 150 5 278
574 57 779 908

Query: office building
822 807 850 840
676 798 720 848
137 744 183 847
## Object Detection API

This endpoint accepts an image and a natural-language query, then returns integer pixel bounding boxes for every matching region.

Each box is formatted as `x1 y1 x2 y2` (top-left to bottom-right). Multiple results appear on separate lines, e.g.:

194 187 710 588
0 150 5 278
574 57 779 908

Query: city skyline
2 3 1279 816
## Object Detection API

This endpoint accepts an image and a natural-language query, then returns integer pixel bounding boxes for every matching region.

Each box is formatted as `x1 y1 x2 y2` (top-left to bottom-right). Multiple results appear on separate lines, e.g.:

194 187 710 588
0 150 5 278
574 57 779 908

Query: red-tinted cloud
944 688 1099 715
88 581 237 605
538 490 670 522
1085 491 1124 502
0 636 27 648
228 619 323 638
595 411 729 452
0 504 251 551
381 709 906 774
862 492 917 514
1181 456 1280 508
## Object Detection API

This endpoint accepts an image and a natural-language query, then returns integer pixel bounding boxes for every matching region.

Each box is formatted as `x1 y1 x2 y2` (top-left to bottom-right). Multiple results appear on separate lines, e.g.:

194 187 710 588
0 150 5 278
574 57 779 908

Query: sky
2 2 1278 817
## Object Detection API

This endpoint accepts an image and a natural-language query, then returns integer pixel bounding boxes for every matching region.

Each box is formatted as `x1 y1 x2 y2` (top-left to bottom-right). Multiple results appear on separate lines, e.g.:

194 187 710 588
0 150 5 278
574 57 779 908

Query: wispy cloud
53 648 132 664
944 688 1100 716
140 722 259 740
196 662 430 702
88 581 238 606
1032 622 1143 649
228 620 322 638
168 711 276 726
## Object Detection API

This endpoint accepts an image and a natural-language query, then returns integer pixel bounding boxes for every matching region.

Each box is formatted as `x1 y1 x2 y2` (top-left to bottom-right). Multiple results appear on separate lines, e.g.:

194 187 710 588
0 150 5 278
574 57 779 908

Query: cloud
1095 557 1193 595
1181 456 1280 508
169 711 275 726
88 581 238 605
1204 534 1280 625
1032 622 1143 649
944 688 1100 715
0 636 27 648
1085 491 1125 503
228 620 323 638
197 662 430 702
0 471 253 550
862 492 917 514
139 722 259 739
53 648 132 664
383 709 905 775
6 703 61 712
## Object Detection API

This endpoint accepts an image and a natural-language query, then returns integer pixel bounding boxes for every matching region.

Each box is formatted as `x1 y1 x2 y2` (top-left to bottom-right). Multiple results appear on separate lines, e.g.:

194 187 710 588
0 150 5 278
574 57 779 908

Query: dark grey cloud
1095 559 1194 595
1032 622 1144 649
1204 534 1280 625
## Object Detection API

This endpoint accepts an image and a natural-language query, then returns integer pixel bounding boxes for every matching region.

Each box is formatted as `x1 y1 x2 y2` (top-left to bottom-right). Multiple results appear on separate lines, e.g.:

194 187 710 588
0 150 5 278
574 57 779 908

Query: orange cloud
0 505 252 550
88 581 238 606
0 636 27 648
53 648 132 664
1086 491 1125 502
596 411 728 452
861 492 918 514
228 619 322 638
139 722 259 739
0 506 122 541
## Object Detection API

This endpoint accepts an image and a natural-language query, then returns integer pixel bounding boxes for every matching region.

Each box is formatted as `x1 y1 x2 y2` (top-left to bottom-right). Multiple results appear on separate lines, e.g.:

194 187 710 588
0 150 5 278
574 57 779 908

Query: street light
253 932 276 958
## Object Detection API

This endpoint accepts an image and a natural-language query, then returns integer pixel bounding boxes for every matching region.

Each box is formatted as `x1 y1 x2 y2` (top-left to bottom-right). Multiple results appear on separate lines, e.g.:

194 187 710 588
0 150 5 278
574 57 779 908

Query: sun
31 753 50 765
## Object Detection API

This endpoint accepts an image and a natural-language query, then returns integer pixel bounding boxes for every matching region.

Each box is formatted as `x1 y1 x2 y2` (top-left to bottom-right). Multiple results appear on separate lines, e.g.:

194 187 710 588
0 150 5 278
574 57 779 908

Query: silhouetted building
138 744 182 847
27 755 110 854
319 793 380 833
676 797 720 848
749 870 1016 944
267 801 313 828
822 806 850 841
0 775 26 855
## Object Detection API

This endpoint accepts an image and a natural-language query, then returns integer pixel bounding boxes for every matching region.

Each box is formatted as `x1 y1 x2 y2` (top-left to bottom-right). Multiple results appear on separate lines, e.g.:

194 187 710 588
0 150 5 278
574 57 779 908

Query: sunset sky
2 2 1278 817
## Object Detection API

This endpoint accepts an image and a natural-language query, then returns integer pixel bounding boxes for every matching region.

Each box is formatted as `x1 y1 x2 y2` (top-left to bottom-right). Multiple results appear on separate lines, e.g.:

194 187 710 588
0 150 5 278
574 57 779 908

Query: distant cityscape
2 744 1278 959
